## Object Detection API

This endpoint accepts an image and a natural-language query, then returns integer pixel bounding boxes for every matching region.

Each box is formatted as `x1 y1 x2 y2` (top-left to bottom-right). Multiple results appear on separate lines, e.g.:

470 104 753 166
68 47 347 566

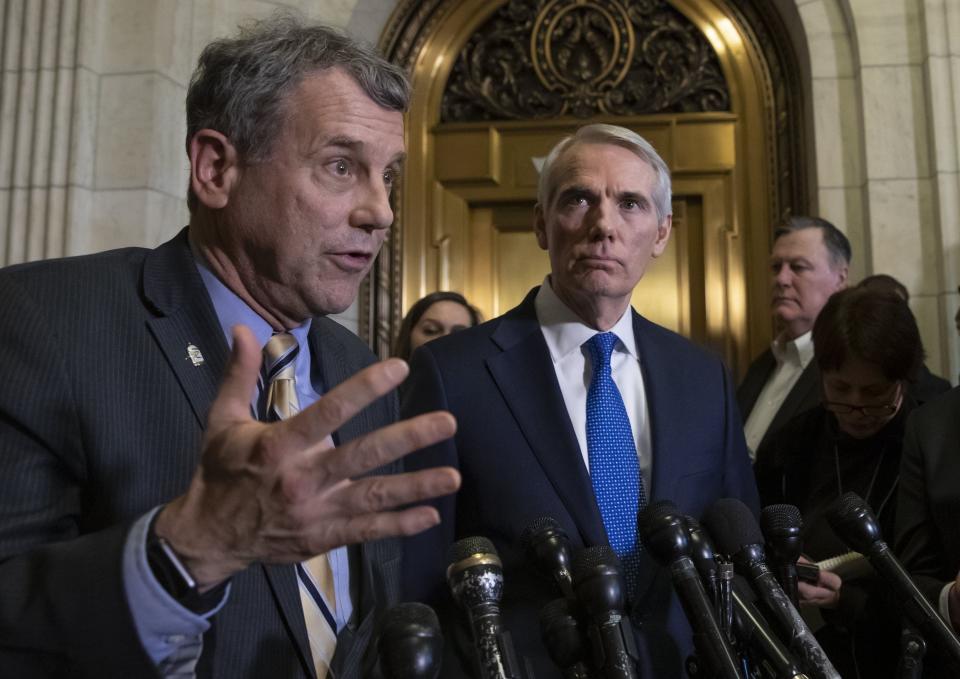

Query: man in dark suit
737 217 850 460
0 16 459 678
402 124 759 678
895 387 960 677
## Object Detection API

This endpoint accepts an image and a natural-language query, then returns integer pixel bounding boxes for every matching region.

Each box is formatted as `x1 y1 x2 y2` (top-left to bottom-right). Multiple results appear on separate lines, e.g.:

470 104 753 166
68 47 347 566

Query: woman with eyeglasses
755 286 924 679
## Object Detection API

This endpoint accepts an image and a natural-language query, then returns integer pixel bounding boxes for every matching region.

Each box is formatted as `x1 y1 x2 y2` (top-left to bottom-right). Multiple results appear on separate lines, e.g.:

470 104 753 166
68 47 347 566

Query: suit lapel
486 293 607 546
142 229 228 428
261 565 317 678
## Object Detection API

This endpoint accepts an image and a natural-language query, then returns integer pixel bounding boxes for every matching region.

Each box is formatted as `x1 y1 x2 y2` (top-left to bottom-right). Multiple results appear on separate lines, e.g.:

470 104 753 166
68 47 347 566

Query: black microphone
571 545 639 679
638 501 740 679
761 504 803 608
826 491 960 668
732 576 810 679
684 517 727 633
378 602 443 679
521 517 576 600
539 598 592 679
703 498 840 679
446 537 523 679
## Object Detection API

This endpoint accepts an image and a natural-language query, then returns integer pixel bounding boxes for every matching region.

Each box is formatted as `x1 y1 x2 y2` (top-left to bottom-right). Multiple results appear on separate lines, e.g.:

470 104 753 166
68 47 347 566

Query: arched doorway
363 0 811 377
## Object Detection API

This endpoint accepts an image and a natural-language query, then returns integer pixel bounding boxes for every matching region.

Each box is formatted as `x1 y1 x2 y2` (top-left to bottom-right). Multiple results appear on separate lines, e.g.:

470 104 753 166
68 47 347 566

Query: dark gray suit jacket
0 229 400 678
736 347 820 452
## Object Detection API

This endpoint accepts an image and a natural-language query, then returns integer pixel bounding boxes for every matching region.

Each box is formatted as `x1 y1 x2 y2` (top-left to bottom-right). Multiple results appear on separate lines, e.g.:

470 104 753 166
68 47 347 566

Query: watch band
145 513 228 614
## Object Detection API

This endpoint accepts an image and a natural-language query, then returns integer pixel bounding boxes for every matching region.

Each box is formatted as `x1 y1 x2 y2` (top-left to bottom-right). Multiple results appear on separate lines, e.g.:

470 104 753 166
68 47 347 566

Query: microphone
378 602 443 679
539 598 591 679
685 517 730 635
446 537 523 679
826 492 960 668
571 545 639 679
760 504 803 608
521 517 576 600
703 498 840 679
638 502 740 679
686 517 808 678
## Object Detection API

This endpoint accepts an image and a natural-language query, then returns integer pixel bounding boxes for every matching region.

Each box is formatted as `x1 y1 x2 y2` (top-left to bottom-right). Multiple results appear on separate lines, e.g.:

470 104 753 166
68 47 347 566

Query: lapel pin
186 344 205 366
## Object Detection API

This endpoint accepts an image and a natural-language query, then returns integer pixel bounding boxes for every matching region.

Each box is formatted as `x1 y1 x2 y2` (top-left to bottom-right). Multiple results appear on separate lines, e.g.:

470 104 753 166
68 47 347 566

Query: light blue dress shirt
121 254 352 674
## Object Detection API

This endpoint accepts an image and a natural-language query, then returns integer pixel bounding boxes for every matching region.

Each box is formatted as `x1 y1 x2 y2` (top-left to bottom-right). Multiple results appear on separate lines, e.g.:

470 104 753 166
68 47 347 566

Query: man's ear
189 129 241 210
534 203 549 251
836 263 849 289
651 214 673 258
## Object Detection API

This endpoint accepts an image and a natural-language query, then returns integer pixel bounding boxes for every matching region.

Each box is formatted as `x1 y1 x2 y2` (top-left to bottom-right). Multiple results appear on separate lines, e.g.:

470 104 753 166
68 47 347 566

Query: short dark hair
773 216 852 268
393 292 482 362
185 12 410 211
858 273 909 302
813 287 923 383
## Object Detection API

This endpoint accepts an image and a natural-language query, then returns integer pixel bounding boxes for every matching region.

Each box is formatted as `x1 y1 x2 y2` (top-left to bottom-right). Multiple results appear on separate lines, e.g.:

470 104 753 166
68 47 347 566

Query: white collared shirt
534 277 652 492
743 330 815 460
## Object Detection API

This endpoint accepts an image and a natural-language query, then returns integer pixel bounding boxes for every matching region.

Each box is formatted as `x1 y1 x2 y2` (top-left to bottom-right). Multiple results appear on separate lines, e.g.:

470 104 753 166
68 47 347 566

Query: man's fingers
325 506 446 547
319 411 456 482
207 325 261 429
322 468 461 516
281 359 410 443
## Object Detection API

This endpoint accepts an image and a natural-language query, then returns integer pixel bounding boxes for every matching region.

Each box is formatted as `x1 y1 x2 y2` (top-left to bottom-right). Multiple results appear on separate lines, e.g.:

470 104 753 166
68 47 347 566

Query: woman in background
755 286 924 678
393 291 481 363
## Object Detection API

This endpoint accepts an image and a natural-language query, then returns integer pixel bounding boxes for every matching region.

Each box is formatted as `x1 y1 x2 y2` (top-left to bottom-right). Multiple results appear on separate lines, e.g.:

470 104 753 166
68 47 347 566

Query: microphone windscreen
826 491 881 552
702 498 763 555
520 516 563 551
447 536 497 565
571 544 620 583
760 504 802 535
381 601 440 637
637 499 680 540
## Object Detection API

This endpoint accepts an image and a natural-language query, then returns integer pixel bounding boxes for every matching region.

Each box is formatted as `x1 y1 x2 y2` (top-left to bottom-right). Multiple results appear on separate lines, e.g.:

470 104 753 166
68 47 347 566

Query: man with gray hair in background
402 123 758 677
737 216 851 459
0 15 459 678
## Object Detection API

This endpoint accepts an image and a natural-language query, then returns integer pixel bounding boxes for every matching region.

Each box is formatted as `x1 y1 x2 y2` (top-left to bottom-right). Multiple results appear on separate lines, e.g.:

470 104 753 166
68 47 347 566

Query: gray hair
773 216 852 268
185 12 410 211
537 124 673 223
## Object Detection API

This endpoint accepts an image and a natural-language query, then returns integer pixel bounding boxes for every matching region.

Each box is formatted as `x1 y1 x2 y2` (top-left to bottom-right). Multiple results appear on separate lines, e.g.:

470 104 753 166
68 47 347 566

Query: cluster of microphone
375 491 960 678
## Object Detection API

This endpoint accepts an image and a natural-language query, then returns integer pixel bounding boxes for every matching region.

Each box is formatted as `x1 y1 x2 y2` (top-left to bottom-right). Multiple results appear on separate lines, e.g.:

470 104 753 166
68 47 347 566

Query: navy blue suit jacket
401 288 759 678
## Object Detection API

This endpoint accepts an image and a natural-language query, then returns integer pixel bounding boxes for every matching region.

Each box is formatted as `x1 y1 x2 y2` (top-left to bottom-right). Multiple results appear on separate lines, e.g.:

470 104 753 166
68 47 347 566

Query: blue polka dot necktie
585 332 646 599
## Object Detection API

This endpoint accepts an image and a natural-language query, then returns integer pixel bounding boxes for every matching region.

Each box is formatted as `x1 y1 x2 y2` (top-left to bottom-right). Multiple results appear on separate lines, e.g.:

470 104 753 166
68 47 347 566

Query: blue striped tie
585 332 646 599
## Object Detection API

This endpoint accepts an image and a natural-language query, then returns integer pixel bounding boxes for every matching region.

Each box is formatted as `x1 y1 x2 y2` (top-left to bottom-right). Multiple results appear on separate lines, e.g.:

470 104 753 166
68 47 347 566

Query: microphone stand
897 621 926 679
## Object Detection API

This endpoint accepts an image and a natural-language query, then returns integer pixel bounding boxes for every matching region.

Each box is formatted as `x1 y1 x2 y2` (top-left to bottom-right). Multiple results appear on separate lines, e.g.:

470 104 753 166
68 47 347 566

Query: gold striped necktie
260 333 338 678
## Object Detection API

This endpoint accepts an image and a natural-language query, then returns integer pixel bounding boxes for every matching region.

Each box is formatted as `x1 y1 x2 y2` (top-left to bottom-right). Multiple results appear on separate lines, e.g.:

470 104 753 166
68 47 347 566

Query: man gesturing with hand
0 15 459 679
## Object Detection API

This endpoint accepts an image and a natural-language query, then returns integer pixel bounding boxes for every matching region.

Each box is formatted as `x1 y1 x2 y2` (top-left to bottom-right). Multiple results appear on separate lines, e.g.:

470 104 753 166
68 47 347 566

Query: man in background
0 15 459 678
738 216 850 459
402 123 758 678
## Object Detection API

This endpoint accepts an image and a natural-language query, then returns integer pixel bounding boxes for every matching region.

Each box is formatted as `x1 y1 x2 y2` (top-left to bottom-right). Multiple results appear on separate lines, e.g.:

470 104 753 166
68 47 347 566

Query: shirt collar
193 249 312 350
535 276 638 362
771 329 814 368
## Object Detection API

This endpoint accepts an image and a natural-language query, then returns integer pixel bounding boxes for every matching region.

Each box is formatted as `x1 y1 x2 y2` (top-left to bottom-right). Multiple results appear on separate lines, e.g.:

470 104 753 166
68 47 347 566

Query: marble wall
2 0 958 380
798 0 960 382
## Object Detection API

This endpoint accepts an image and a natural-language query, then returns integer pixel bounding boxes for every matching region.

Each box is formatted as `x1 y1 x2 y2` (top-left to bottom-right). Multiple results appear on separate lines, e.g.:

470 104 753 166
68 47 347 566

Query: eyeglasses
823 383 902 417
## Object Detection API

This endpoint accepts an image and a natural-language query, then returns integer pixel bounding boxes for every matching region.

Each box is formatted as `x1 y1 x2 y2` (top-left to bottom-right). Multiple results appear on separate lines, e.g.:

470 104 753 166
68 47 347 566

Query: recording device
760 504 803 608
686 516 807 678
826 492 960 668
795 562 820 584
539 598 592 679
377 602 443 679
521 517 576 600
638 501 740 679
446 537 523 679
571 545 639 679
702 498 840 679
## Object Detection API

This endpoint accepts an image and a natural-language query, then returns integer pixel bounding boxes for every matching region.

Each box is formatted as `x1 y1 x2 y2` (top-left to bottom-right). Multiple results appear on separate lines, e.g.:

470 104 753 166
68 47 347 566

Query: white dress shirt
534 277 652 492
743 331 814 460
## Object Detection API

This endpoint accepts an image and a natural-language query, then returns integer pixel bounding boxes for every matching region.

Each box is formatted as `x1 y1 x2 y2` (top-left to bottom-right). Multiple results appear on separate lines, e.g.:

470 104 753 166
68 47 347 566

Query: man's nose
351 177 394 231
773 263 792 286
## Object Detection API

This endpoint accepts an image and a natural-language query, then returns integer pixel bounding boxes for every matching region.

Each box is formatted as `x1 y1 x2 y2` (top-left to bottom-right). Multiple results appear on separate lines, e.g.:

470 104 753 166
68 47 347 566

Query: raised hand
154 324 460 590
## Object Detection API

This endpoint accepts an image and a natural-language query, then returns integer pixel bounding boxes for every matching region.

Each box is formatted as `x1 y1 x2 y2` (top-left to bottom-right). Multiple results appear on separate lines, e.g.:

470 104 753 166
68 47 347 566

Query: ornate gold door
370 0 811 377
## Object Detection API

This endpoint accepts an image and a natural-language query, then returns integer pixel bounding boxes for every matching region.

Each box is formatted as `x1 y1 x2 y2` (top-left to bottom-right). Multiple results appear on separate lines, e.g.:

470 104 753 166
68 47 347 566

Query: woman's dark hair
393 291 481 361
813 287 923 382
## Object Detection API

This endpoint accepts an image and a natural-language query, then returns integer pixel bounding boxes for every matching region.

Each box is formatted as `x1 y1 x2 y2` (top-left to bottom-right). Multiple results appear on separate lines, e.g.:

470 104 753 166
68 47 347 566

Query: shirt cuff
939 582 955 632
122 507 231 665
